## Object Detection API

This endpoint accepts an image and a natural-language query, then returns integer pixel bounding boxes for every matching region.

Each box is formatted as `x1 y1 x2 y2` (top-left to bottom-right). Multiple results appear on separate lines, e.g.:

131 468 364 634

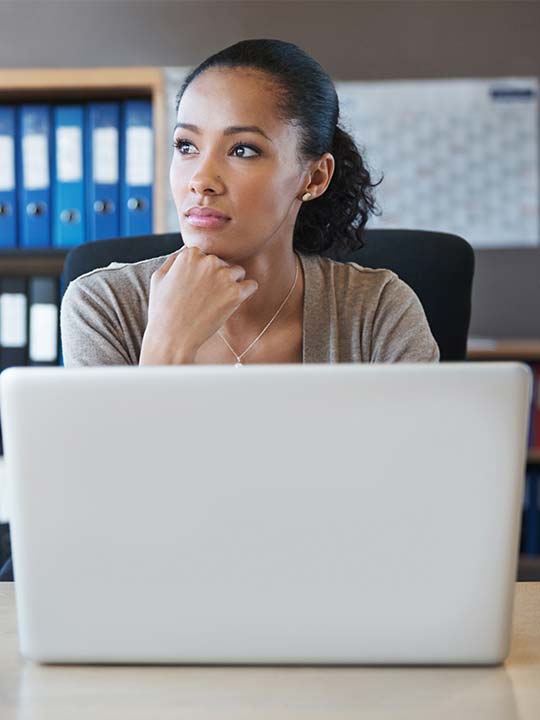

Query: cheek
169 159 183 200
254 168 299 218
240 164 295 209
235 177 279 227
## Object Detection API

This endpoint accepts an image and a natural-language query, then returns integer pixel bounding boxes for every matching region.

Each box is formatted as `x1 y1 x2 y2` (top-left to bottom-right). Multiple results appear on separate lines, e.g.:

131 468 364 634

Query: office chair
63 229 474 361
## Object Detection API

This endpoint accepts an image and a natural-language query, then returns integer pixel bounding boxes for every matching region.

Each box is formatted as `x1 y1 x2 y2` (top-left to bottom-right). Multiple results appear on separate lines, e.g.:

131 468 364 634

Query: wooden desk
0 583 539 719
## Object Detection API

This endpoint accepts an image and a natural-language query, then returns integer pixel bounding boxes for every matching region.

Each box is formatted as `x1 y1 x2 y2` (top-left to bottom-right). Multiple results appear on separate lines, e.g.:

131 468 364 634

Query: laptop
0 362 532 665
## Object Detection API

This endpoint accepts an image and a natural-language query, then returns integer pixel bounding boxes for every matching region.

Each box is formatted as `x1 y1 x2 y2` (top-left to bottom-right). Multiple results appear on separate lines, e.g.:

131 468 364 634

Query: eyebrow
174 122 273 143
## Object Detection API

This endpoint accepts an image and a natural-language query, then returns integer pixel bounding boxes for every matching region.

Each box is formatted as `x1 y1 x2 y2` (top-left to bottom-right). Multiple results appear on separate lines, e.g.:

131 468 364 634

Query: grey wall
1 0 539 338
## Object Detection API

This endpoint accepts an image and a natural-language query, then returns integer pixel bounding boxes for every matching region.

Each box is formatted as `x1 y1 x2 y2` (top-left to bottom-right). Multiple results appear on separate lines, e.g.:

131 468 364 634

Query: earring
302 191 312 201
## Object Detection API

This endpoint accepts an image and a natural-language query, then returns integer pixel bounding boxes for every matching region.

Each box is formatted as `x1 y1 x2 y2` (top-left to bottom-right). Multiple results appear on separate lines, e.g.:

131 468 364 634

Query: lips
185 207 230 220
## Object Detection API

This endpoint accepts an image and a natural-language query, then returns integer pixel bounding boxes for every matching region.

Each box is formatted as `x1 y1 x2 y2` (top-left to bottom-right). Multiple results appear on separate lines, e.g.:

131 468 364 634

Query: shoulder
299 251 406 304
62 252 175 304
297 251 439 362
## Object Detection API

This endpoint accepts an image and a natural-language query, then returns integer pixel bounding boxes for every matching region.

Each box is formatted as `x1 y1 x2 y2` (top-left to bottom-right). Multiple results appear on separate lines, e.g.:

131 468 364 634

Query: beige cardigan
60 250 440 366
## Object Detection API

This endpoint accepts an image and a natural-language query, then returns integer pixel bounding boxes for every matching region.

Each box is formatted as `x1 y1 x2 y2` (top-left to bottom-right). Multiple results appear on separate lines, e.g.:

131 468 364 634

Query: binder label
0 294 27 347
23 133 49 190
0 135 15 191
29 304 58 362
93 127 119 184
126 126 153 186
56 126 83 182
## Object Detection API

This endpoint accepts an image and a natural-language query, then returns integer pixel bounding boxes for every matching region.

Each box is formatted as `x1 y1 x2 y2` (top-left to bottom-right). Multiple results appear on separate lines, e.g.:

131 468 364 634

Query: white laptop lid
0 362 533 665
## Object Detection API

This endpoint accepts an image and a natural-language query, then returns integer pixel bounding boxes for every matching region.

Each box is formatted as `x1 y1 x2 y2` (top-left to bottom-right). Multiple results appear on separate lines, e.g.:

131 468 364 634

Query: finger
225 264 247 282
237 279 259 301
206 253 231 270
157 245 186 274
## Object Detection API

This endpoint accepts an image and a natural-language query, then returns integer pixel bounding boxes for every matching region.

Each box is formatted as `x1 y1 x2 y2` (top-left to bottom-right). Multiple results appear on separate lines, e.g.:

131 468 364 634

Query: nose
188 155 225 197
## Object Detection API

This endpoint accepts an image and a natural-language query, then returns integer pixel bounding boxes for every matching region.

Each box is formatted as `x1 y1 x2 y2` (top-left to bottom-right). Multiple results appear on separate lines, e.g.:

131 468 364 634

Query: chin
183 235 231 258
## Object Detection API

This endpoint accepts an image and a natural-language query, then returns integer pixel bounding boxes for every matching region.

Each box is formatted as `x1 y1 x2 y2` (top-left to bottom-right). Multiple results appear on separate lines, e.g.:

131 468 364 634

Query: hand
139 245 259 364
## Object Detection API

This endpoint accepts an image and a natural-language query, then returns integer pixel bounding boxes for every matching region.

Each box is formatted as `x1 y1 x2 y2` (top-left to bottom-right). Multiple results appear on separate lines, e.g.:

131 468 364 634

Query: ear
302 153 335 201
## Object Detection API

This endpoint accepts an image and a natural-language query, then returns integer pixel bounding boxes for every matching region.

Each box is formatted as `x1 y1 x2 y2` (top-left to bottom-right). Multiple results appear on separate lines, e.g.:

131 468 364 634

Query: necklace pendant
235 361 243 368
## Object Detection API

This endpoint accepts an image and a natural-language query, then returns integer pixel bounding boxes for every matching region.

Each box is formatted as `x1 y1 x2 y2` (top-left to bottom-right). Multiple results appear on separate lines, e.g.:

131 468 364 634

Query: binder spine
17 104 52 248
0 106 18 248
28 276 60 366
120 99 153 237
52 105 86 248
531 362 540 450
0 275 28 371
86 102 120 242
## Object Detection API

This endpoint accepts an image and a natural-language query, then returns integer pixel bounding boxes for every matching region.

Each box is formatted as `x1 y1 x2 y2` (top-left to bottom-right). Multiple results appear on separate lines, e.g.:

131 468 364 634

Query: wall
1 0 539 337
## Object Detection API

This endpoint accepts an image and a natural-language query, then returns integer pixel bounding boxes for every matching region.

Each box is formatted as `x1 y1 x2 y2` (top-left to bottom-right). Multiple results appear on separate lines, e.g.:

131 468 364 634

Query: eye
230 143 260 158
172 138 260 159
173 138 196 154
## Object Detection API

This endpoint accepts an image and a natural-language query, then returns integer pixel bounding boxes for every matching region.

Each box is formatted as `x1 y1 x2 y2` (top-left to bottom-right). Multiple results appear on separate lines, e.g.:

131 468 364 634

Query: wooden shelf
518 554 540 581
467 338 540 361
0 249 68 276
0 67 164 91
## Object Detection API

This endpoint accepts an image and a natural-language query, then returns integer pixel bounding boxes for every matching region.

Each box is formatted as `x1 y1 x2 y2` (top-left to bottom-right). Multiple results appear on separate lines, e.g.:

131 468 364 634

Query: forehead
177 67 289 137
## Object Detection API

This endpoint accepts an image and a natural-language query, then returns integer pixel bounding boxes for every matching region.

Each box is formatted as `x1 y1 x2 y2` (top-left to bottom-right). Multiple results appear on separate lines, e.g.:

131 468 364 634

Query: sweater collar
296 251 332 364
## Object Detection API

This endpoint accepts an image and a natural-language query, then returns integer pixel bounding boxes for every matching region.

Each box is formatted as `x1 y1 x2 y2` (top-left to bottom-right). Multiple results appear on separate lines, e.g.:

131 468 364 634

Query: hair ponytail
294 124 383 256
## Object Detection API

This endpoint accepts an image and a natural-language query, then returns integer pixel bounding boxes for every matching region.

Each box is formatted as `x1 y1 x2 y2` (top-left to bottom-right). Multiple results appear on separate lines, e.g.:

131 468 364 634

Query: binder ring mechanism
60 209 81 225
127 197 148 212
0 202 13 216
26 202 47 217
93 200 115 214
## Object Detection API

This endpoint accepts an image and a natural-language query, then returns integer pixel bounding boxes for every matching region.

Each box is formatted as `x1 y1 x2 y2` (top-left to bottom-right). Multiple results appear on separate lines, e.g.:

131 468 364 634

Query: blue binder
120 100 153 236
0 106 18 248
52 105 86 248
86 102 120 241
17 104 52 248
528 367 535 449
524 472 539 555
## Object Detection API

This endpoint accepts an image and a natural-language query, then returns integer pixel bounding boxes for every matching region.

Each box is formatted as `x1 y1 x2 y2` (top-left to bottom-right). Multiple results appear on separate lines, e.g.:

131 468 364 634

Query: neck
220 247 301 340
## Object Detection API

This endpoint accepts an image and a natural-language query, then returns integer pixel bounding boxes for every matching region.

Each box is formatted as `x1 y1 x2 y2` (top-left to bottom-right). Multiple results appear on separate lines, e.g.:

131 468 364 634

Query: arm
60 279 132 367
369 275 440 363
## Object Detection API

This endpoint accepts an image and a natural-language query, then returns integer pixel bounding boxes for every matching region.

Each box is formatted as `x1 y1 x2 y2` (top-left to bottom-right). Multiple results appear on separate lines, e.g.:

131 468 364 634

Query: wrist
139 331 197 365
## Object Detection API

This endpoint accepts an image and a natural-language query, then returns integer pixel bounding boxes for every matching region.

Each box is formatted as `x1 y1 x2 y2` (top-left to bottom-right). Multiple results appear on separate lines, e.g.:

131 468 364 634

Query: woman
60 38 439 366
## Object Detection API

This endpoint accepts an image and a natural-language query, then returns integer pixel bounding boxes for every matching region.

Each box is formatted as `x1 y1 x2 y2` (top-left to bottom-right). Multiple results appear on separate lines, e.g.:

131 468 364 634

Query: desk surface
0 582 539 719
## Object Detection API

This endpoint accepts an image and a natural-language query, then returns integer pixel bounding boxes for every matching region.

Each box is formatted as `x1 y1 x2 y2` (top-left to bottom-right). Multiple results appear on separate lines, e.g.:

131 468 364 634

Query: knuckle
220 265 242 282
183 245 197 257
207 254 222 268
234 283 246 300
232 264 246 278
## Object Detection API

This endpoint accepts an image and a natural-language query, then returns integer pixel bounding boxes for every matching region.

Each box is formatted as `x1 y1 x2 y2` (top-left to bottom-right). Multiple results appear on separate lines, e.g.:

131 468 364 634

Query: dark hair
175 38 383 256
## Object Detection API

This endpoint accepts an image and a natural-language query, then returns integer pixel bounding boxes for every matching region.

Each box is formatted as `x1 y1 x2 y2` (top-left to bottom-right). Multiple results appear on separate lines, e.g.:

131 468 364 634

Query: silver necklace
217 254 300 367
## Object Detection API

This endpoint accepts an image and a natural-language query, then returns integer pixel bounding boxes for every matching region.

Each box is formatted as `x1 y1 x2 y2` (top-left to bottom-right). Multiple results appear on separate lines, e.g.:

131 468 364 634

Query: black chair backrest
63 229 474 361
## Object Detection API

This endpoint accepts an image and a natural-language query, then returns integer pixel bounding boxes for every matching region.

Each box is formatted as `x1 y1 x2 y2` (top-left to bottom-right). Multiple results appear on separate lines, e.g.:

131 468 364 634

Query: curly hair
175 38 383 256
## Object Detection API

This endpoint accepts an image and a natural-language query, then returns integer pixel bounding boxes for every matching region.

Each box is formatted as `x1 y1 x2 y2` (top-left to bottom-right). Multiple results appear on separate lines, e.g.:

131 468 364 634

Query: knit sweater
60 250 440 366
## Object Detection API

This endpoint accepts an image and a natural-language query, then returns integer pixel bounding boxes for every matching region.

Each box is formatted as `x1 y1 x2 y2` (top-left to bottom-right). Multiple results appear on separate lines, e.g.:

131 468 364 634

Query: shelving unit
468 338 540 577
467 338 540 465
0 66 169 279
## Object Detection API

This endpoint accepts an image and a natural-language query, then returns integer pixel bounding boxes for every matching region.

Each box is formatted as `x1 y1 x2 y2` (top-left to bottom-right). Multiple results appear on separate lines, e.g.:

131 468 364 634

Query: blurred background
0 0 539 577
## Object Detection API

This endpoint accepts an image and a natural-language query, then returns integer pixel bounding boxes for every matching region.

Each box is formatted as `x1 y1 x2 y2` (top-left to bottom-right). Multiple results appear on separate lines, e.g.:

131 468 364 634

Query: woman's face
170 67 314 262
